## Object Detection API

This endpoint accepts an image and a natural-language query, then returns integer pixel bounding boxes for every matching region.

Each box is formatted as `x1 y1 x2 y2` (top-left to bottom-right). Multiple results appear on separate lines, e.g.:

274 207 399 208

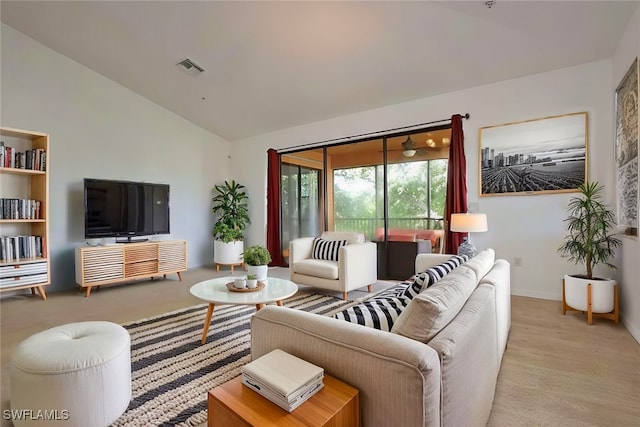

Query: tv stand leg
85 286 92 298
177 272 183 281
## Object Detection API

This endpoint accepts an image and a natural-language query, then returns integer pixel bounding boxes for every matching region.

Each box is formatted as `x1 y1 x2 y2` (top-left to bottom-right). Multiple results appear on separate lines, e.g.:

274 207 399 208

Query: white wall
1 24 231 292
233 59 616 303
612 5 640 343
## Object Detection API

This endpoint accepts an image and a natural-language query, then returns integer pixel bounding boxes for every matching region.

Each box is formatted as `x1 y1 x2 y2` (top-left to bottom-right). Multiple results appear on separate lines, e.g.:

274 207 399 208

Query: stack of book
241 349 324 412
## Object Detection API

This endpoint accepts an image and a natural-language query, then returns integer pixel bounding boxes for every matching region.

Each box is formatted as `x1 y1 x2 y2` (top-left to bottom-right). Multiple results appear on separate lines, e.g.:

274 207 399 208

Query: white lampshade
449 213 488 233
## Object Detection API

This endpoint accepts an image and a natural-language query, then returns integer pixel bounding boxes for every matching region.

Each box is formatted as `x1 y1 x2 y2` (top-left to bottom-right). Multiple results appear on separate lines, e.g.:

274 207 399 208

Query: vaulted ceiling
1 1 637 141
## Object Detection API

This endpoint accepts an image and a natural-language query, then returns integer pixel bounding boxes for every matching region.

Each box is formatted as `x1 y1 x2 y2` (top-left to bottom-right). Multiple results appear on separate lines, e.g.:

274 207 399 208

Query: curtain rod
278 113 470 154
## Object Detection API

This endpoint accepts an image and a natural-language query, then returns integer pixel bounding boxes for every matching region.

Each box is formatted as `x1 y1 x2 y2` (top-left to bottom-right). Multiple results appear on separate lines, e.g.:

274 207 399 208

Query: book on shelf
241 349 325 412
0 145 46 171
0 198 41 220
0 235 43 261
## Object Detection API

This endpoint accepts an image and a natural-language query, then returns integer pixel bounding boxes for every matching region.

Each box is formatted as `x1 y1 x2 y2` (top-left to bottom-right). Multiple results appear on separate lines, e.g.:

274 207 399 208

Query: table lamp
449 213 488 258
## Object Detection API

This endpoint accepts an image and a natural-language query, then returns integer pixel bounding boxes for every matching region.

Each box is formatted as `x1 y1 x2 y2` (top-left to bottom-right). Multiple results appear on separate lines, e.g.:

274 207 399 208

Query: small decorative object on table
242 245 272 281
233 278 246 289
241 349 324 412
226 281 265 293
246 274 258 289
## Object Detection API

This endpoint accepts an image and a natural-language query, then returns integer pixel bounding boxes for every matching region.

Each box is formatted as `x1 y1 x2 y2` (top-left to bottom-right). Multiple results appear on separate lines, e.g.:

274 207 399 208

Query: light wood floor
1 266 639 427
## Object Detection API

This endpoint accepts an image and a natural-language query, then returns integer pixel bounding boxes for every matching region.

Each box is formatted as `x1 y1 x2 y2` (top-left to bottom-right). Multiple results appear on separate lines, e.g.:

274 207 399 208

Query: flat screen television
84 178 170 241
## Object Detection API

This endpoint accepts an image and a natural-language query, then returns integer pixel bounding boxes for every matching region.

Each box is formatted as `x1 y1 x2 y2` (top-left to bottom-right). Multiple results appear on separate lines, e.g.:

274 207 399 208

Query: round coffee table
190 276 298 344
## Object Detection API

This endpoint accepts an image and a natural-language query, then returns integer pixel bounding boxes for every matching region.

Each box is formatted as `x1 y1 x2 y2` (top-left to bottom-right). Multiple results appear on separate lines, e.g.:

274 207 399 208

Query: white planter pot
247 264 268 281
214 240 244 265
564 274 616 313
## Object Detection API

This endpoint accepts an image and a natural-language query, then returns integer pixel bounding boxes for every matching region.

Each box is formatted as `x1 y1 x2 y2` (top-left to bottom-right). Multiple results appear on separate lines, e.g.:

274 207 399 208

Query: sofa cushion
293 259 339 279
333 296 410 332
463 249 495 284
414 254 468 291
391 265 477 343
312 238 347 261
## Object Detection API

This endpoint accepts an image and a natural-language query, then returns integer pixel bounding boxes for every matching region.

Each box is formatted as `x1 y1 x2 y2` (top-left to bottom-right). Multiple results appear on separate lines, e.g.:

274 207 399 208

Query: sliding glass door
279 126 450 277
281 162 321 265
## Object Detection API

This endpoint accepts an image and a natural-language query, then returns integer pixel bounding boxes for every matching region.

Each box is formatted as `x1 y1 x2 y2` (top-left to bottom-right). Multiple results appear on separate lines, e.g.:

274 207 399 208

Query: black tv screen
84 178 170 239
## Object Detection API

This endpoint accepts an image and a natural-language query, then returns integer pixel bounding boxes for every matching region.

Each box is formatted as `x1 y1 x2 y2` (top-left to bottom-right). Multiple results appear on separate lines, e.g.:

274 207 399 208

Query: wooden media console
75 240 187 297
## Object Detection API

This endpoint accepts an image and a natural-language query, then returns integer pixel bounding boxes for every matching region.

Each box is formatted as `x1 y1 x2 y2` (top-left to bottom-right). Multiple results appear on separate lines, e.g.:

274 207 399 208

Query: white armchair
289 231 377 300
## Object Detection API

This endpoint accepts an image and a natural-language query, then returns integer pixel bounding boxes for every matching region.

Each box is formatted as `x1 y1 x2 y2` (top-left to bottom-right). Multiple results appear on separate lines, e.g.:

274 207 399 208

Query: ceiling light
442 137 450 145
402 136 417 157
426 138 436 147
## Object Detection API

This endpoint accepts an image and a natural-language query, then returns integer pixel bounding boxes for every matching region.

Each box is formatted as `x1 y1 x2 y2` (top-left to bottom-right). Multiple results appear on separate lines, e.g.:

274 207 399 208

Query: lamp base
457 237 477 258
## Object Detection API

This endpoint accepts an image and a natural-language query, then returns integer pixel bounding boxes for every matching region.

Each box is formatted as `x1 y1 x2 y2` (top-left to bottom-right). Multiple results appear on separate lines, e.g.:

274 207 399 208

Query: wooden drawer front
125 260 157 277
0 273 48 289
0 261 48 279
158 241 186 272
125 245 158 263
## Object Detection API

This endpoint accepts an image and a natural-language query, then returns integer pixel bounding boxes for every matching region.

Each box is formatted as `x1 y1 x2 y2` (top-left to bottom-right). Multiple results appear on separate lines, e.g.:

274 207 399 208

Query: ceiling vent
177 58 205 74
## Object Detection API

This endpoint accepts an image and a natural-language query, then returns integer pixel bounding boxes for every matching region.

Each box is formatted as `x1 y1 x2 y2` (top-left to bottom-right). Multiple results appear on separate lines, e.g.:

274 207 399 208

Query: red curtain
266 149 284 266
444 114 468 254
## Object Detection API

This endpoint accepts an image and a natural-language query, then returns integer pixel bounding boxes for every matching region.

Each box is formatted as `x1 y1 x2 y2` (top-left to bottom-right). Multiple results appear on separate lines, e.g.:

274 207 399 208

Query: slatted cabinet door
76 246 125 285
158 240 187 275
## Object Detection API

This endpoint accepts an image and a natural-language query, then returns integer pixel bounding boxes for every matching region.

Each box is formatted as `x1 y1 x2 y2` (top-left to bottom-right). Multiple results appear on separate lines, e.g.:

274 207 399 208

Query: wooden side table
208 374 360 427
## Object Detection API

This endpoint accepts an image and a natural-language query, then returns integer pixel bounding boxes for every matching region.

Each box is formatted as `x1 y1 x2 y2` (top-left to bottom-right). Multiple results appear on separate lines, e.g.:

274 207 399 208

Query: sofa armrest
415 253 454 274
428 285 498 427
339 241 377 291
478 259 511 362
289 237 314 265
251 306 441 427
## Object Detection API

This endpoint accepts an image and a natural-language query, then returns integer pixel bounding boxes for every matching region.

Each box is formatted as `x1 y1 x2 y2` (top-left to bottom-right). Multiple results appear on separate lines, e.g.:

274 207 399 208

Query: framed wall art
615 57 638 237
479 112 588 197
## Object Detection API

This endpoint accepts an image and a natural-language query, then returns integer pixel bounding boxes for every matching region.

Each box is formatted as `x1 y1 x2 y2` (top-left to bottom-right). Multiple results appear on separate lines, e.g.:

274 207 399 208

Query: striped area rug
112 292 355 427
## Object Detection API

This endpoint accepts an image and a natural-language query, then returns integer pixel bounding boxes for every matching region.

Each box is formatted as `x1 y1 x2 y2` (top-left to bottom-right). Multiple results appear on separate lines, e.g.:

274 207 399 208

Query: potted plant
558 181 622 316
246 274 258 289
212 180 250 267
242 245 272 281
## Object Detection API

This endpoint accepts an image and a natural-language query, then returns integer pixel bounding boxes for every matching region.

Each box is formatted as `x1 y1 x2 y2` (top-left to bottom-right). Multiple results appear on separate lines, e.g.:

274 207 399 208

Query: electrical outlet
513 257 522 267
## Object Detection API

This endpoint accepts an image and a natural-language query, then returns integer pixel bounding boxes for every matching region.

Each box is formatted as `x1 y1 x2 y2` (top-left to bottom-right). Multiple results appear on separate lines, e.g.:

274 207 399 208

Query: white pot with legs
214 240 244 265
563 274 616 313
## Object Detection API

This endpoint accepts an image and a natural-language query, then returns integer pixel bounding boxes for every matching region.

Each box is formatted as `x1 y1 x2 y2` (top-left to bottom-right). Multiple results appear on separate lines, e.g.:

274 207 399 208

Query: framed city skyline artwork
615 57 638 237
479 112 588 197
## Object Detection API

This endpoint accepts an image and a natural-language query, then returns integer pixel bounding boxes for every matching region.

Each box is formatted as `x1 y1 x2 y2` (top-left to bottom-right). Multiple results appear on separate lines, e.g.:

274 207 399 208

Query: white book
242 375 324 412
242 370 323 404
241 349 324 400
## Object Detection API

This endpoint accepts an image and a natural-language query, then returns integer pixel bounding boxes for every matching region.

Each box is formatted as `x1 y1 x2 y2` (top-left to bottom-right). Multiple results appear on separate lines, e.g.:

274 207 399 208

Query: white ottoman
10 321 131 427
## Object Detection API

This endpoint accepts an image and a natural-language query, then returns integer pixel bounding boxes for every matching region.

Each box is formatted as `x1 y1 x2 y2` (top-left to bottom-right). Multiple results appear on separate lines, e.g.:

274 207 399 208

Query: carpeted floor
114 292 355 427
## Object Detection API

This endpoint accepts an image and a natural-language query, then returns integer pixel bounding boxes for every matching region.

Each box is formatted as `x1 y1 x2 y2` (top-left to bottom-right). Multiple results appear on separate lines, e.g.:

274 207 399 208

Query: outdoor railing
334 217 444 241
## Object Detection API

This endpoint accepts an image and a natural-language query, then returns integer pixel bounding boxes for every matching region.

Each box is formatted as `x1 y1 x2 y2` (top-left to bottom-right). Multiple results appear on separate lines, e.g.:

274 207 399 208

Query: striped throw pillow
401 280 423 300
334 296 410 332
373 282 412 299
311 238 348 261
414 254 469 291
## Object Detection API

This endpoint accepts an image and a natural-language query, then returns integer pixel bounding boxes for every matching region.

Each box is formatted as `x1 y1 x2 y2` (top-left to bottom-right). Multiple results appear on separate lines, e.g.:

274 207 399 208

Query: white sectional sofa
251 249 511 427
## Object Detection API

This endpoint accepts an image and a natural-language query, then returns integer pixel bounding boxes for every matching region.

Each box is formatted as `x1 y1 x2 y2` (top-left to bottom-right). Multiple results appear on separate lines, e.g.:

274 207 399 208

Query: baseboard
510 287 560 301
622 317 640 345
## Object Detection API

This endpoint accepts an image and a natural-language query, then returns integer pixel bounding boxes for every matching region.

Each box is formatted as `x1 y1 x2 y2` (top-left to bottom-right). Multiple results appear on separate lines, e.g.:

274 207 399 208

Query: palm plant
558 181 622 279
211 180 250 243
